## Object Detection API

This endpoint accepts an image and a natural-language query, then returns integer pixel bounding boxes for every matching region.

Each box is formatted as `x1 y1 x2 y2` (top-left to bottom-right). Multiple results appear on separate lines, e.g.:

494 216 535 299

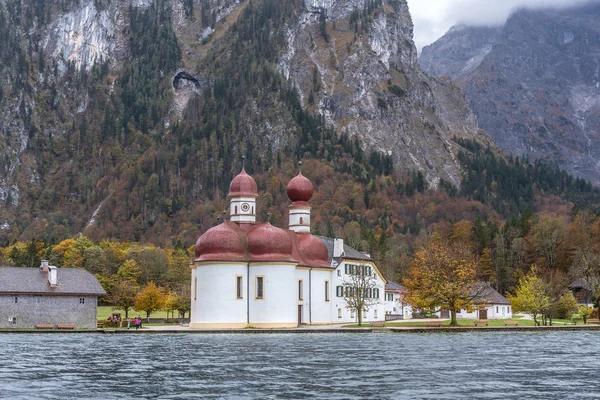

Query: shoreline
2 325 600 334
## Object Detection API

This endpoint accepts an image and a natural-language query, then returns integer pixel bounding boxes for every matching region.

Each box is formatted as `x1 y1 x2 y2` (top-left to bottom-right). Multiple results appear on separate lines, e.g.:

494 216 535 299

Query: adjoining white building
384 281 412 320
438 284 512 320
190 166 386 329
320 237 387 324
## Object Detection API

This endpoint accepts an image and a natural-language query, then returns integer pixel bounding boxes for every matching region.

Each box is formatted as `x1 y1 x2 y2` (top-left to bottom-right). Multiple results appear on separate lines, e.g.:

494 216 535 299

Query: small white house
438 284 512 320
384 281 412 320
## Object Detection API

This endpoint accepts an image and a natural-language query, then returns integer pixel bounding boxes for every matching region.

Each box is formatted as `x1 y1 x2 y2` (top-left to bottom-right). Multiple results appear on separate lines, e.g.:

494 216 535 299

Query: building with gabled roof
0 262 106 329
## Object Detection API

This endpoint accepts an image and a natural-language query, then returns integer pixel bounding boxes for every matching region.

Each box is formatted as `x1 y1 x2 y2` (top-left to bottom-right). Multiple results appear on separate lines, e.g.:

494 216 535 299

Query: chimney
48 266 58 287
40 260 49 272
333 238 345 258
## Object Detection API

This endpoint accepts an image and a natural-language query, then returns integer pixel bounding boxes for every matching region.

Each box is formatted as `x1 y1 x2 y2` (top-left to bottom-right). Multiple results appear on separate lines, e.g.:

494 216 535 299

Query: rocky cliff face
420 25 500 80
421 4 600 185
0 0 488 242
281 0 484 187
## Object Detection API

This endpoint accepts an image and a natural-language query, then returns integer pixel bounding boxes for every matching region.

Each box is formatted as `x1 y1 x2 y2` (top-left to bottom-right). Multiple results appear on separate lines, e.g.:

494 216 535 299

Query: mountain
420 3 600 185
0 0 488 243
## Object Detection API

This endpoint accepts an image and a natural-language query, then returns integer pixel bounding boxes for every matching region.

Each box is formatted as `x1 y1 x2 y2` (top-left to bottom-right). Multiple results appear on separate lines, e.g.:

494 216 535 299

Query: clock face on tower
241 203 250 212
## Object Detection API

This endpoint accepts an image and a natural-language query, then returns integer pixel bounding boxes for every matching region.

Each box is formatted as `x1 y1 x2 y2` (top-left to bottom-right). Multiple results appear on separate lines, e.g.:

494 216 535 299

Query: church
190 164 387 329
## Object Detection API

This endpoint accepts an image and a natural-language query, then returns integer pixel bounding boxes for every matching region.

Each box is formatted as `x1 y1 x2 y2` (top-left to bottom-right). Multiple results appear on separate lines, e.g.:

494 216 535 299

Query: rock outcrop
281 0 484 187
421 4 600 185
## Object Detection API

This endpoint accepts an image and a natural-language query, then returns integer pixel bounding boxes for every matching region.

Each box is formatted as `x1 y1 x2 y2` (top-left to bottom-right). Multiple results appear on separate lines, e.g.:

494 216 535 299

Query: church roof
0 267 106 296
228 167 258 198
316 236 372 262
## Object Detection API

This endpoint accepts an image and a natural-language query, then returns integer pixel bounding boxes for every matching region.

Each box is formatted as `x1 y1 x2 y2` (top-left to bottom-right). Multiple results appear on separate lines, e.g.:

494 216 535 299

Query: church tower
287 163 313 233
228 159 258 223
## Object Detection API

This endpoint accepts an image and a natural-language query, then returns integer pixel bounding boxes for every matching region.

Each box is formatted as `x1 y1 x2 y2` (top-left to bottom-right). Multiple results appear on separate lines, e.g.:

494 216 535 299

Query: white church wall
309 269 333 324
248 263 298 328
190 263 248 329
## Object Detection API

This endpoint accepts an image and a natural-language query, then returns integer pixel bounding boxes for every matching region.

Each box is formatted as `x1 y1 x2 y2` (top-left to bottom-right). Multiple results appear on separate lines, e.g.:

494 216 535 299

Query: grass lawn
344 318 539 328
97 306 170 320
343 317 585 328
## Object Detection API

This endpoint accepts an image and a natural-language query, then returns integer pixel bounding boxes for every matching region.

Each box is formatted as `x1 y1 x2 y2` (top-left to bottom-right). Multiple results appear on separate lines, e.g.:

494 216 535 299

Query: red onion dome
247 223 295 262
195 221 248 262
228 168 258 198
287 173 313 202
296 233 330 268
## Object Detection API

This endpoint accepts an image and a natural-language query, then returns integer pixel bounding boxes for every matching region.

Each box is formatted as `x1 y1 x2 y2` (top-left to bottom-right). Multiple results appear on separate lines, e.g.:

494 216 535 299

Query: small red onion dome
287 173 313 202
228 168 258 198
296 233 330 268
247 223 295 262
195 221 248 262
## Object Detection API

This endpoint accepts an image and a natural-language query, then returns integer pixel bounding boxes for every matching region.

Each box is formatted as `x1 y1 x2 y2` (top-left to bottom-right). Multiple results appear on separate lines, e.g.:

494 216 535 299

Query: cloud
407 0 600 51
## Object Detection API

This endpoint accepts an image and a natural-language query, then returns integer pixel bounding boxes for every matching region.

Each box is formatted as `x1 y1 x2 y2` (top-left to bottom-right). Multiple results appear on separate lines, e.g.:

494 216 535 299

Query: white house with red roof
190 165 387 329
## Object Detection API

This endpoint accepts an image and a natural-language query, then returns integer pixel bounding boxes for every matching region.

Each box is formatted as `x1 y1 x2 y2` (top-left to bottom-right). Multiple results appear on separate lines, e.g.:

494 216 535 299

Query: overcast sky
406 0 600 52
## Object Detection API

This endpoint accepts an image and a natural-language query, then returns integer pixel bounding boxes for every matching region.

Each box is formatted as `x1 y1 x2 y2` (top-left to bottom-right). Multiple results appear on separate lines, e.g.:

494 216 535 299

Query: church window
256 276 264 299
298 280 303 300
325 281 330 301
236 276 243 299
194 278 197 300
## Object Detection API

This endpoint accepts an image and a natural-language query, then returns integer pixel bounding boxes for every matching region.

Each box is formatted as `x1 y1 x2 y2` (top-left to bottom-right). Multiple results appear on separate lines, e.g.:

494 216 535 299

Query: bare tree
341 264 381 326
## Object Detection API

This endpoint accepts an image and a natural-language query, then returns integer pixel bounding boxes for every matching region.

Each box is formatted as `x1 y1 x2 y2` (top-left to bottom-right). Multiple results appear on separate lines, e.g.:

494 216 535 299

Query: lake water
1 332 600 399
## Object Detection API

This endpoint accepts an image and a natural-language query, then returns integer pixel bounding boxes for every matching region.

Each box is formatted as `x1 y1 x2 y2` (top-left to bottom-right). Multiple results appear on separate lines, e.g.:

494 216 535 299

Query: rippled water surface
1 332 600 399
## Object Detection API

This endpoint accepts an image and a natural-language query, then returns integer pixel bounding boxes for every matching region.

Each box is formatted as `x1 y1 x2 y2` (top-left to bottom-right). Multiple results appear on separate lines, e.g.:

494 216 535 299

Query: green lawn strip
342 319 541 328
97 306 171 320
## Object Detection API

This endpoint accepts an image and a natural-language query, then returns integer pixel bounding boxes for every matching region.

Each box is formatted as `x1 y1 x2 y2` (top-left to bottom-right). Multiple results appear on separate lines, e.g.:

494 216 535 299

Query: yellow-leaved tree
507 267 550 326
134 282 167 321
404 236 478 326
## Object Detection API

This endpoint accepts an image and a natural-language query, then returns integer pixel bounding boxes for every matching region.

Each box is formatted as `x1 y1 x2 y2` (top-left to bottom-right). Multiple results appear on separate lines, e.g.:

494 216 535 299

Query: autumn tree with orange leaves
404 236 479 326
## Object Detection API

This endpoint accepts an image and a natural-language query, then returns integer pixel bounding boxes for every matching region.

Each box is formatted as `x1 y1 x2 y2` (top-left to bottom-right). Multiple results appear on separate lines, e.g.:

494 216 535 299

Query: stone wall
0 294 98 329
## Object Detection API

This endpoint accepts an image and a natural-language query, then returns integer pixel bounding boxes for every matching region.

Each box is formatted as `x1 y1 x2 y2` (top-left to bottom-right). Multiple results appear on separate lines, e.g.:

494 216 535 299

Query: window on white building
194 278 197 301
496 306 499 313
336 286 343 297
34 296 41 303
338 308 342 318
351 310 355 319
298 280 303 301
236 276 243 299
14 296 18 303
8 317 16 326
256 276 264 299
373 288 379 298
79 297 85 304
325 281 330 301
374 309 378 319
337 270 341 277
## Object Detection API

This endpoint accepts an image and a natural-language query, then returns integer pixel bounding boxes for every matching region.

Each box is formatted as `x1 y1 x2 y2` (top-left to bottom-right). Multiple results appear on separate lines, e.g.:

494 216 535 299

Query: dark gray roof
316 236 372 262
385 281 407 292
474 283 511 305
568 278 592 291
0 267 106 296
